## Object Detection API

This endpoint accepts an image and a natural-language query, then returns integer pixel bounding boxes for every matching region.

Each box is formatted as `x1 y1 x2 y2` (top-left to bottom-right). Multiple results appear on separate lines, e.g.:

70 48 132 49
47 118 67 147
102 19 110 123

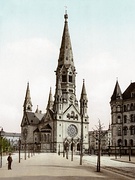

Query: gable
41 109 53 123
21 112 31 127
41 123 52 132
63 104 80 121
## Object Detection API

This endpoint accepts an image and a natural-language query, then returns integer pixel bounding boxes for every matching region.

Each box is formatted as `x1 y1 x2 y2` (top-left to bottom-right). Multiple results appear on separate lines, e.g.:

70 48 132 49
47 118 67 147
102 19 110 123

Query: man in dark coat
7 153 12 170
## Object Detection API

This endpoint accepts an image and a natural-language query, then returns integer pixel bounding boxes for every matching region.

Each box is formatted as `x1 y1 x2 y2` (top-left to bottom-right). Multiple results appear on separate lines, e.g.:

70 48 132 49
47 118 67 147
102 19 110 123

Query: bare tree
92 119 105 172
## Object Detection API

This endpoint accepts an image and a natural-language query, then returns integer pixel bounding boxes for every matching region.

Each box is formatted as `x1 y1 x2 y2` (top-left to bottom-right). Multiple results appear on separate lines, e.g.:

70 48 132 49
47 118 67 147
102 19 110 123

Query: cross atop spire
64 6 68 22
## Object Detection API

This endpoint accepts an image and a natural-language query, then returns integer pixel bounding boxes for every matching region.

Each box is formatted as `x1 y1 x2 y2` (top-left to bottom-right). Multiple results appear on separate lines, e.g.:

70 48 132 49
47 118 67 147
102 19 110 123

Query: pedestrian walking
7 153 12 170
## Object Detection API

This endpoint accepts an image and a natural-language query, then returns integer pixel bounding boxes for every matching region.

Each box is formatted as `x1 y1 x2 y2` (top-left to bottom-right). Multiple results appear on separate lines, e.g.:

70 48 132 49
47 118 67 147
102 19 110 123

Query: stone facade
21 13 89 153
110 81 135 155
88 127 111 155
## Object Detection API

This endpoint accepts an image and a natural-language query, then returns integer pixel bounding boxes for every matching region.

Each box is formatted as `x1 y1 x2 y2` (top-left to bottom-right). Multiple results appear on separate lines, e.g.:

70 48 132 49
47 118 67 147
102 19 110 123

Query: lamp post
58 144 60 155
0 127 3 168
63 142 65 157
24 140 26 160
71 138 73 161
80 115 83 165
119 142 121 158
115 142 117 159
129 144 131 161
108 140 110 156
18 139 21 163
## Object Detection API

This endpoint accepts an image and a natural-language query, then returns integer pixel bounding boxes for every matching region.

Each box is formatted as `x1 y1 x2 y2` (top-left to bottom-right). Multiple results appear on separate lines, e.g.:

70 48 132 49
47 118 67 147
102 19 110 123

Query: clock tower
53 13 89 152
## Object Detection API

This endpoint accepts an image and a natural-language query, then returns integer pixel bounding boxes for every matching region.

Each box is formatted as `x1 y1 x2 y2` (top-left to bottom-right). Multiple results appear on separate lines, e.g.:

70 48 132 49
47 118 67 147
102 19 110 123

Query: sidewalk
0 153 133 180
111 155 135 164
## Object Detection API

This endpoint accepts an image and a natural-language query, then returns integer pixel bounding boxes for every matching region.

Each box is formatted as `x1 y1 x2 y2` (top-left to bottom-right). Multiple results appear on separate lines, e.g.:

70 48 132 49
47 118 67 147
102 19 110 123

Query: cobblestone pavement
0 153 133 180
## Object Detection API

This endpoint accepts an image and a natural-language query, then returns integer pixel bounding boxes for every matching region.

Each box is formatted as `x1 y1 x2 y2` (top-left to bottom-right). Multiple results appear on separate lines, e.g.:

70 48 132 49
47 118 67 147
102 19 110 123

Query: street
0 153 134 180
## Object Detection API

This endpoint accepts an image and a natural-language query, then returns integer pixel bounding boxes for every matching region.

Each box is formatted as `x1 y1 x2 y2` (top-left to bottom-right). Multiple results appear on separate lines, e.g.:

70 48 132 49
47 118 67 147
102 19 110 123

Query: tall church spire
54 12 77 109
58 12 74 68
23 82 32 112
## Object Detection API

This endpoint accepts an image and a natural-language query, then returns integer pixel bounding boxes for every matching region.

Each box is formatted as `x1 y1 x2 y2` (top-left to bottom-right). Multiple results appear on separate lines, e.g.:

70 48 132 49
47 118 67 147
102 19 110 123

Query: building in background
88 125 111 155
20 13 89 153
0 128 21 153
110 80 135 155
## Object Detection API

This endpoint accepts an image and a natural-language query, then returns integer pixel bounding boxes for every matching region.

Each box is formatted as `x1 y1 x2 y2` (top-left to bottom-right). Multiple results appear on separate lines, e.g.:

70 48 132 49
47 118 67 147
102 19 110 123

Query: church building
21 13 89 153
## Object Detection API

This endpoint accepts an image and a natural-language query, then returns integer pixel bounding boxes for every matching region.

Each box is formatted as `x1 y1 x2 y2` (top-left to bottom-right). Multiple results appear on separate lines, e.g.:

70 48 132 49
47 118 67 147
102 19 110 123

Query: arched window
47 134 50 142
124 105 127 112
124 115 127 123
130 103 134 111
69 75 73 83
130 114 134 122
117 139 122 146
130 139 133 146
117 116 121 123
77 143 80 151
118 127 122 136
130 126 135 135
127 104 130 111
62 75 67 82
71 143 74 151
44 134 46 142
117 105 121 112
124 139 127 146
123 126 128 135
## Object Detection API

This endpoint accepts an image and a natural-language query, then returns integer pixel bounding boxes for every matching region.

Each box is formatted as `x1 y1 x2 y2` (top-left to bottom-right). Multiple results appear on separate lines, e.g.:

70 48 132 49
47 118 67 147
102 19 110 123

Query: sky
1 0 135 133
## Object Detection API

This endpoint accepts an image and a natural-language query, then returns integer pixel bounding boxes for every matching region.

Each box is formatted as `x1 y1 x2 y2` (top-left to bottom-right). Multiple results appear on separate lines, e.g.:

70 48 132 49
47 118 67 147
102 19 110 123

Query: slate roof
26 112 40 125
111 81 122 101
123 82 135 100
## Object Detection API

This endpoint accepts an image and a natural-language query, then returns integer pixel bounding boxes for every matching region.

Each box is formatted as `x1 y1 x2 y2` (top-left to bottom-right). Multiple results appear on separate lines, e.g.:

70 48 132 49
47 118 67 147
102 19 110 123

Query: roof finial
64 6 68 22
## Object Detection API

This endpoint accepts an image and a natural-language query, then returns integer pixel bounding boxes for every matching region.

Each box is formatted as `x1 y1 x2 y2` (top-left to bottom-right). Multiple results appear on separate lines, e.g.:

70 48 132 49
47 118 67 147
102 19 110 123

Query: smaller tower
80 79 88 117
110 80 123 146
46 87 54 111
53 78 63 113
23 82 33 112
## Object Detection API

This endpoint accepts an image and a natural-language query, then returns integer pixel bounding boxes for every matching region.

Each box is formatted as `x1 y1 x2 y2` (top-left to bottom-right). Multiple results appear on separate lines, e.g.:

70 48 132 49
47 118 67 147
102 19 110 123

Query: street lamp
58 144 60 155
80 115 83 165
119 142 121 158
0 127 3 168
71 138 74 161
18 139 21 163
108 140 110 156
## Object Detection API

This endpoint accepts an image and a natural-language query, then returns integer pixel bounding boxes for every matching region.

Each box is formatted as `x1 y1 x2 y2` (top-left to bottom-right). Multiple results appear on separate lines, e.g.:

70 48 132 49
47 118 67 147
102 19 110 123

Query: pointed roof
80 79 88 101
35 105 39 113
111 80 122 101
58 13 74 68
23 82 32 111
46 87 53 110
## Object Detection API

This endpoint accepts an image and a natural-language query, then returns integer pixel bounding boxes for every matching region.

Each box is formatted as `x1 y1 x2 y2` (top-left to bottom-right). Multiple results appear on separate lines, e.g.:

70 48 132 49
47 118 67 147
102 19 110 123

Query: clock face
67 124 78 138
69 96 73 102
23 128 28 140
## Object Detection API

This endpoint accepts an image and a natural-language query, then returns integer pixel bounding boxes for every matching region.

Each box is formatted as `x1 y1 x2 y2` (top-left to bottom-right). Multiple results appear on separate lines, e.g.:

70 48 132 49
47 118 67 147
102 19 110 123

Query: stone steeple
23 82 33 112
80 79 88 116
54 12 77 111
46 87 54 111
